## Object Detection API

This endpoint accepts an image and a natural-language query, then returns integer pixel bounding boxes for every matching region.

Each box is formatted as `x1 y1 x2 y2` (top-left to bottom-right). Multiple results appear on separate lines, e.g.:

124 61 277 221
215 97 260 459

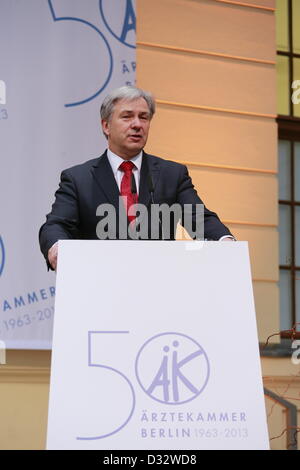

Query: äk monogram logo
99 0 136 49
135 332 210 405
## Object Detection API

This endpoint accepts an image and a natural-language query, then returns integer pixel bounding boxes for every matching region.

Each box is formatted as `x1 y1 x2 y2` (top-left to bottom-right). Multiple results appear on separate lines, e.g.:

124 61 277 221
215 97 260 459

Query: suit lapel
91 151 120 208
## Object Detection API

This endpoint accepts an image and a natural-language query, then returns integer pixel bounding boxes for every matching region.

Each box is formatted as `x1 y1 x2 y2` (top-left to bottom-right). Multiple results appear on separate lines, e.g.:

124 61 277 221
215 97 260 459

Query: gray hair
100 85 156 122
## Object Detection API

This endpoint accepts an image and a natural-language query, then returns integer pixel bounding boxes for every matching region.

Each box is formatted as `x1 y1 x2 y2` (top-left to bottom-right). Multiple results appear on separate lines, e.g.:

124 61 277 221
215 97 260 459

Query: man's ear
101 119 109 138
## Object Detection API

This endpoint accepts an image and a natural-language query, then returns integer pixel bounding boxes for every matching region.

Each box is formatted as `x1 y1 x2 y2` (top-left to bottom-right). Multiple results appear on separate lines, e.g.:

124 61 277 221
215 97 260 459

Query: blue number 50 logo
48 0 113 108
0 237 5 277
47 0 136 108
76 330 210 441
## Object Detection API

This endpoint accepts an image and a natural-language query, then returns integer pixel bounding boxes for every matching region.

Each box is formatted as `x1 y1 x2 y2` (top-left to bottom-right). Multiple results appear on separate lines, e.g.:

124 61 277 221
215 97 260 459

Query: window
278 140 300 333
277 0 300 117
276 0 300 335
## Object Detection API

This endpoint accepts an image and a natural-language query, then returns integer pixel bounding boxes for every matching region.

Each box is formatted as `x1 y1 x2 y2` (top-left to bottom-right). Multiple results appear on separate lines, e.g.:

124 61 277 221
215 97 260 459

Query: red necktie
119 161 138 223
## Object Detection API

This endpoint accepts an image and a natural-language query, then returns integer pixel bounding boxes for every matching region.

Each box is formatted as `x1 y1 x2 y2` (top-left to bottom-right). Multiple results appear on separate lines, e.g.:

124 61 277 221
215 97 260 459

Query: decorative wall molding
137 41 276 66
224 219 277 228
213 0 275 12
174 159 277 175
157 99 277 120
0 366 50 384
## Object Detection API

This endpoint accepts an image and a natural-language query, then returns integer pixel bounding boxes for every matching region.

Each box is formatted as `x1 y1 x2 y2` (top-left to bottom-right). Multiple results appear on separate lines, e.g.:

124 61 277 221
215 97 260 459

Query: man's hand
48 242 58 270
221 237 235 241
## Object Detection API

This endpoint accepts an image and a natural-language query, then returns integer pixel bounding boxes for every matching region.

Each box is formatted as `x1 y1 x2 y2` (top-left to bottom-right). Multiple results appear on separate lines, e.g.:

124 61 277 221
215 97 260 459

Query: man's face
101 97 151 159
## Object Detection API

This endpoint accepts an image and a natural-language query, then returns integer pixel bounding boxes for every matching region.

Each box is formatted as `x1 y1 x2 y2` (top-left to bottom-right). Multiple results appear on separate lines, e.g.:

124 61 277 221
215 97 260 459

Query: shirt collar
107 149 143 176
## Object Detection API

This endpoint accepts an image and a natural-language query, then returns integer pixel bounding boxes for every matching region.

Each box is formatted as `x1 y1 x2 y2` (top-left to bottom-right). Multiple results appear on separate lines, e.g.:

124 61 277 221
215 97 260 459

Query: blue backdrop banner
0 0 136 349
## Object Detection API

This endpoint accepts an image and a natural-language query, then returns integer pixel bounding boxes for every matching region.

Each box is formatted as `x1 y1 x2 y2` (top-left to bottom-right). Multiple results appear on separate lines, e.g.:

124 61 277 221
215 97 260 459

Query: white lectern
47 241 269 450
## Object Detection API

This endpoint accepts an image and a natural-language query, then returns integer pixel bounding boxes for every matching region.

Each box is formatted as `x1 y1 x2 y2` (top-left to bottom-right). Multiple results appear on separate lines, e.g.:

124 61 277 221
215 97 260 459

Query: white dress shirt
107 149 142 194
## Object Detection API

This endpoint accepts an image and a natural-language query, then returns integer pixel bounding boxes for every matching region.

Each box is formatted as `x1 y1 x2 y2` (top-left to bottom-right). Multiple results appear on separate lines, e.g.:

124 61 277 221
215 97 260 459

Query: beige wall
136 0 299 451
137 0 278 342
0 350 50 449
0 0 298 451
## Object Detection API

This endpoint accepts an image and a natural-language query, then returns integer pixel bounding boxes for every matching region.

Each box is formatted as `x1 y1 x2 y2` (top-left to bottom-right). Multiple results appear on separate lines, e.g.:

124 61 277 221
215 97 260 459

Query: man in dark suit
39 86 234 270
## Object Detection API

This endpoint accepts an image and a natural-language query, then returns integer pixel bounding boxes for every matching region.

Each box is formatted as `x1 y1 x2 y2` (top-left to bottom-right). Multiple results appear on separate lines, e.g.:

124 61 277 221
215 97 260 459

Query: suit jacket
39 151 233 267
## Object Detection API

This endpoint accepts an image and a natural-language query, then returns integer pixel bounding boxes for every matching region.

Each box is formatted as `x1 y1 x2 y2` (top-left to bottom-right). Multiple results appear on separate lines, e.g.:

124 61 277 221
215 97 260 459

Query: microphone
147 173 155 204
147 171 164 240
131 173 138 204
